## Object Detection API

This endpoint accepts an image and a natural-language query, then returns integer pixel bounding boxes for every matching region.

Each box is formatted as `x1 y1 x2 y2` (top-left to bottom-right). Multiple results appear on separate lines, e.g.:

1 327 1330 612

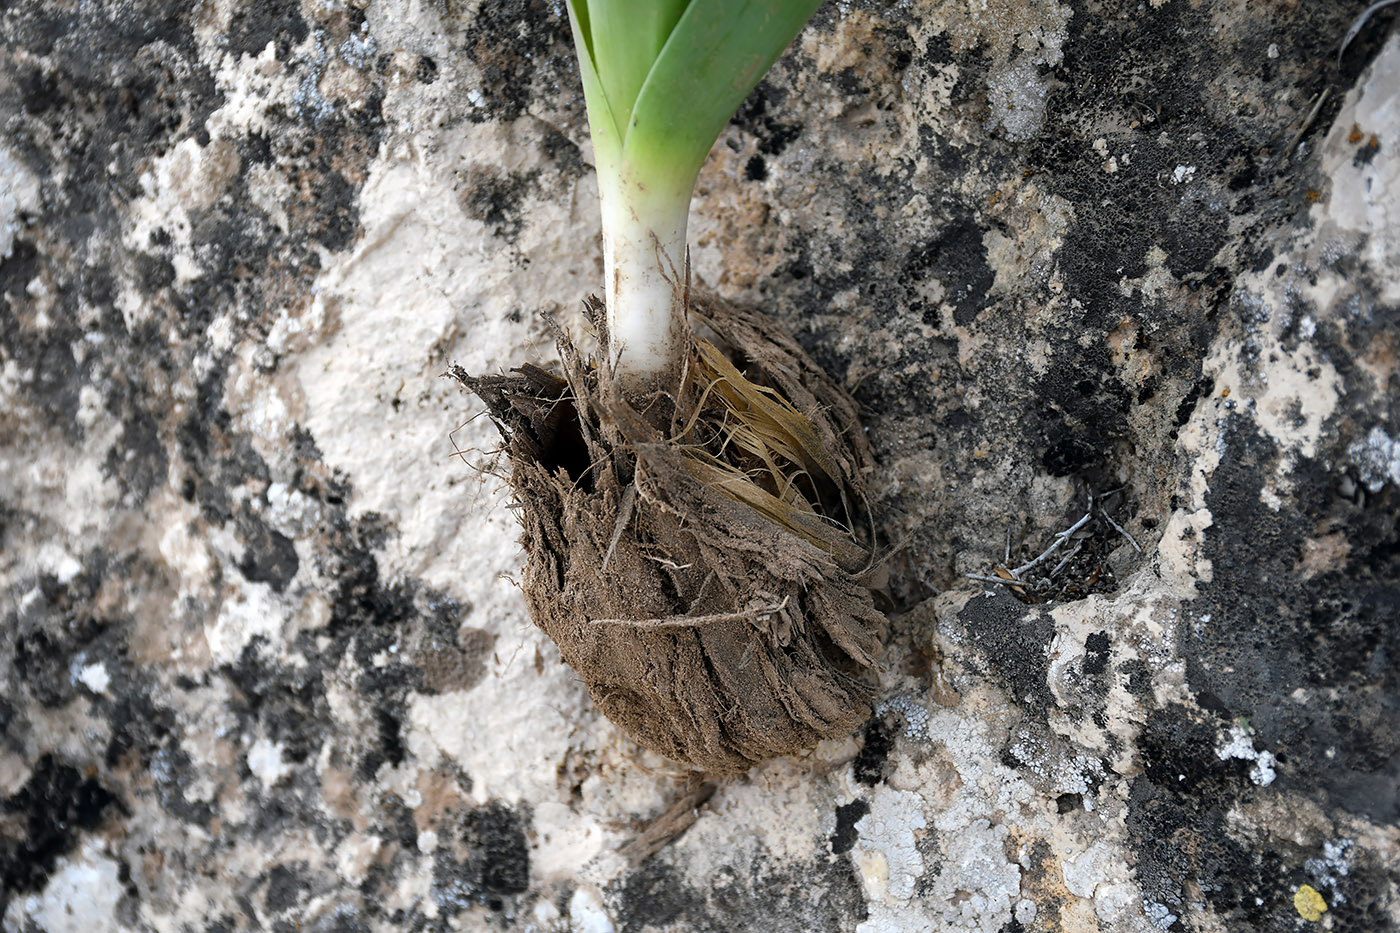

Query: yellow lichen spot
1294 885 1327 922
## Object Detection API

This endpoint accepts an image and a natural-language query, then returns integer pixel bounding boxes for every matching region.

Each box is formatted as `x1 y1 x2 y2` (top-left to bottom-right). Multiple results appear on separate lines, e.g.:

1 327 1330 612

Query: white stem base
601 183 690 393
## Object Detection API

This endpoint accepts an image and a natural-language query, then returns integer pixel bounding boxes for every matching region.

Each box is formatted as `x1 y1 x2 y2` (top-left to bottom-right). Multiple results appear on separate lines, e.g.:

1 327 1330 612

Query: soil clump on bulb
453 292 886 773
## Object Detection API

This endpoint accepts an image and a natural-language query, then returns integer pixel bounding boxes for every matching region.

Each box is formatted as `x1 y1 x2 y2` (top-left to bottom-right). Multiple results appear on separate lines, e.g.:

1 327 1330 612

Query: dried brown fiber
453 292 886 773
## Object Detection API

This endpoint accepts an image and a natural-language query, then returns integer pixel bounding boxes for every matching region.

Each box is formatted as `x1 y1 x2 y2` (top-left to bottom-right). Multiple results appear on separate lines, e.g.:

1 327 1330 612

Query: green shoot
564 0 823 394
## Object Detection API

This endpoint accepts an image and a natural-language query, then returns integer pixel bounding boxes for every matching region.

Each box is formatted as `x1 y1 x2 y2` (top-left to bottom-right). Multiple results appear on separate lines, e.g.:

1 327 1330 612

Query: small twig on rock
1011 512 1092 577
1099 506 1142 553
1286 88 1331 159
965 572 1023 588
618 776 718 866
1049 539 1086 578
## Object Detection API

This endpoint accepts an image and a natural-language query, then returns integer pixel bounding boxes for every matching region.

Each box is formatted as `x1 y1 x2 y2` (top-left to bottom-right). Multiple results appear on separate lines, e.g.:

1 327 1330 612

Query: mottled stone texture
1 0 1396 931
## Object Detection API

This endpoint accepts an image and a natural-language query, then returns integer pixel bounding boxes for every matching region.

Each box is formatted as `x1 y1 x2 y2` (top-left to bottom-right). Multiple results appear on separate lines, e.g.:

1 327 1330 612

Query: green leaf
623 0 823 192
564 0 621 162
587 0 690 141
567 0 821 191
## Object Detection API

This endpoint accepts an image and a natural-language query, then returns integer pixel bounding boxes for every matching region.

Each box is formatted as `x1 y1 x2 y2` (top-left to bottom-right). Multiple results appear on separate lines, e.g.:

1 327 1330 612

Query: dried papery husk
454 292 886 773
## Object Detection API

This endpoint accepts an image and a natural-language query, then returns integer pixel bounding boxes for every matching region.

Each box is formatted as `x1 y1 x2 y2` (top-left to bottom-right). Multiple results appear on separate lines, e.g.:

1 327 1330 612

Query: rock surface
2 1 1397 931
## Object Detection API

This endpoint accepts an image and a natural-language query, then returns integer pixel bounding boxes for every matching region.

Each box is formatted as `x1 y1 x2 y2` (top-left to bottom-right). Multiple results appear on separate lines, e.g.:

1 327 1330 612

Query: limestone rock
1 1 1396 930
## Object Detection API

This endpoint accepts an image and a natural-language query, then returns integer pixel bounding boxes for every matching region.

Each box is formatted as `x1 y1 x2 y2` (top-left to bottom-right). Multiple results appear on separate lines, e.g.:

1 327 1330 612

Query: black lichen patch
465 803 530 895
431 802 531 916
228 637 329 773
830 799 869 855
1029 347 1133 478
853 716 895 786
1126 704 1300 930
1137 704 1250 795
6 562 124 710
0 755 122 904
226 0 308 61
235 514 299 593
262 863 306 915
416 54 438 84
1161 194 1230 279
177 371 271 526
102 674 177 774
1174 373 1216 433
614 861 704 930
103 399 170 507
0 0 386 520
458 167 539 244
614 852 866 933
731 80 805 157
1126 773 1291 931
902 213 994 327
1186 417 1400 824
375 704 406 768
1352 131 1381 167
959 593 1056 715
325 514 416 638
824 0 1376 604
456 0 572 123
1037 0 1361 322
1083 631 1110 676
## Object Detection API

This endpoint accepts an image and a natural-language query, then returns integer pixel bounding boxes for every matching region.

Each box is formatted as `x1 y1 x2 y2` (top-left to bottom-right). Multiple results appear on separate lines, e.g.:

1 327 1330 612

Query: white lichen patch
5 840 127 933
926 819 1021 929
1200 289 1342 462
853 786 928 902
246 736 293 789
1041 584 1187 776
1323 34 1400 302
915 708 1026 931
204 577 290 665
849 785 931 933
1118 244 1183 303
1305 838 1356 905
261 481 326 538
919 0 1071 141
0 400 124 549
76 661 111 695
1216 722 1278 787
1061 840 1123 899
569 887 616 933
1348 426 1400 492
912 600 1189 930
986 55 1053 142
0 142 41 263
207 38 297 136
123 134 244 291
